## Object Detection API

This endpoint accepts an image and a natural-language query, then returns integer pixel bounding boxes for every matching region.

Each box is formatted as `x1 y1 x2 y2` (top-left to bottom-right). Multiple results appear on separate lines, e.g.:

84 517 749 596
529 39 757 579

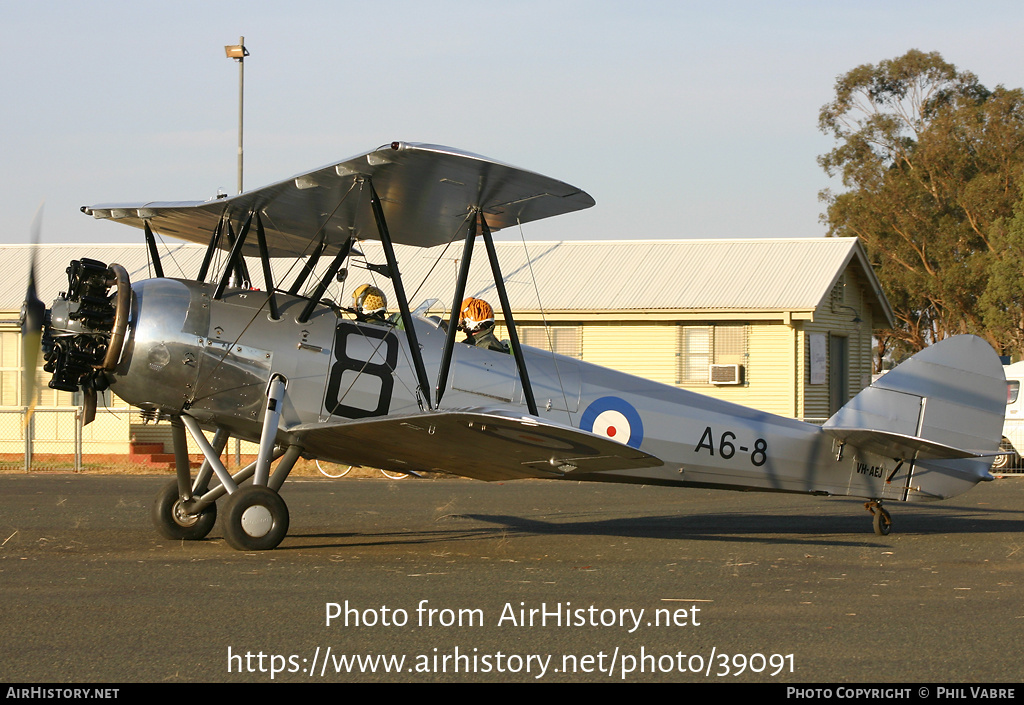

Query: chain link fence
0 406 273 474
0 406 353 477
0 407 83 471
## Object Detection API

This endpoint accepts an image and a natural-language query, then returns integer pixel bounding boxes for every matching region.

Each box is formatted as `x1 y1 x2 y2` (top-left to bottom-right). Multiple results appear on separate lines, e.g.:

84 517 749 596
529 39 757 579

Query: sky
3 0 1024 248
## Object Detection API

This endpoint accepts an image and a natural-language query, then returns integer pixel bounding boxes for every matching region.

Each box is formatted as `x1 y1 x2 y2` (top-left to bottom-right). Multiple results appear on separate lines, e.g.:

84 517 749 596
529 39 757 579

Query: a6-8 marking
695 426 767 467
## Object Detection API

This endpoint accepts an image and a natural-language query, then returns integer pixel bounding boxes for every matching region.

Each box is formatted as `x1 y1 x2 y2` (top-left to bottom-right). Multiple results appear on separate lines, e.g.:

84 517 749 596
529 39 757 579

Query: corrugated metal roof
0 238 891 324
352 238 889 321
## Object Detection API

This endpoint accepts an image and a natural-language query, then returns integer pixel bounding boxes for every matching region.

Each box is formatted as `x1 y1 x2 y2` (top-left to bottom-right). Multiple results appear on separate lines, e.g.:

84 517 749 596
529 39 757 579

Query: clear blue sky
3 0 1023 246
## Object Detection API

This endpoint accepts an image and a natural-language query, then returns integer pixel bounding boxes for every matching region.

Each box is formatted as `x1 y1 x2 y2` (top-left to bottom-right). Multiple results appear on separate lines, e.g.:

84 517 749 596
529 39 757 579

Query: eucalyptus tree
818 49 1024 361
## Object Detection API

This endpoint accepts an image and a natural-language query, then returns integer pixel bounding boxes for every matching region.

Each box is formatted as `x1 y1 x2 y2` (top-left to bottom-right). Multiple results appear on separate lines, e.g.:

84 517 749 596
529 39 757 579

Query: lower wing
289 407 663 481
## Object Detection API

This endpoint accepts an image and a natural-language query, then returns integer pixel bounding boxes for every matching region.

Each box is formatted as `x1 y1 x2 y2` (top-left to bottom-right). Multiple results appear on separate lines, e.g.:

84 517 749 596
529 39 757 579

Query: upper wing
81 142 595 258
288 407 663 482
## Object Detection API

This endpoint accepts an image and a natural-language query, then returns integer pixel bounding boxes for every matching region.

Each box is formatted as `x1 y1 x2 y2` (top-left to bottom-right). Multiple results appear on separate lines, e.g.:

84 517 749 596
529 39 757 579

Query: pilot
352 284 388 324
459 297 509 353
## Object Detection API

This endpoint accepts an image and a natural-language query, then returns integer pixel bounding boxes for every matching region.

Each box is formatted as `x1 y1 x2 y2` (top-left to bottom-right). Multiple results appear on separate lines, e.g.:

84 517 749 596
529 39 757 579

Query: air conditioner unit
709 364 742 385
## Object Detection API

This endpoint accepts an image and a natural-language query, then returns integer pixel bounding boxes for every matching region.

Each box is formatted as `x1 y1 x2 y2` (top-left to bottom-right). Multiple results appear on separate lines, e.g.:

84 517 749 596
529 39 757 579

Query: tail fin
822 335 1005 463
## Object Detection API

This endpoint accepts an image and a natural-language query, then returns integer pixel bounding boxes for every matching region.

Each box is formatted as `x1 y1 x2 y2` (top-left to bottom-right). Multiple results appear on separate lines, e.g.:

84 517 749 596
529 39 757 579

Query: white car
996 361 1024 469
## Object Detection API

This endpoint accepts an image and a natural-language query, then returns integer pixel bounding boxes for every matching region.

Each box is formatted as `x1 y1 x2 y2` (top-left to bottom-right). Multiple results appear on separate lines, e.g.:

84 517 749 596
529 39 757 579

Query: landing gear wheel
222 485 289 551
379 468 409 480
992 440 1017 470
316 460 352 478
152 480 217 541
868 503 892 536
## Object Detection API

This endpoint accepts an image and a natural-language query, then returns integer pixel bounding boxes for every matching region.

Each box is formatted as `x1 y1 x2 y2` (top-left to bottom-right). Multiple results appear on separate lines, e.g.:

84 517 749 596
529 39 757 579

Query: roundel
579 396 644 449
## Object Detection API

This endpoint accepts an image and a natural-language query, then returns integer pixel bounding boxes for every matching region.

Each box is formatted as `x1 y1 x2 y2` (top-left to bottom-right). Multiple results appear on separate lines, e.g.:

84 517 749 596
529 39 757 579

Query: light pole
224 37 249 194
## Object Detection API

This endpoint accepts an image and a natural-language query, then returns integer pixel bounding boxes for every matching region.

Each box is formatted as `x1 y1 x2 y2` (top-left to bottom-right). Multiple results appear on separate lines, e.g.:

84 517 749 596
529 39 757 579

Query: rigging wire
516 217 572 421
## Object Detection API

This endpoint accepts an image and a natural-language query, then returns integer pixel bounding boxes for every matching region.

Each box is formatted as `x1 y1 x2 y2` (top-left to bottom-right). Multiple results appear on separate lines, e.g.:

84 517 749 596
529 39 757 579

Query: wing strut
214 212 254 299
480 214 539 416
226 220 252 286
297 238 352 323
435 215 477 406
288 240 325 295
196 217 224 282
369 180 433 410
254 213 280 320
144 221 164 278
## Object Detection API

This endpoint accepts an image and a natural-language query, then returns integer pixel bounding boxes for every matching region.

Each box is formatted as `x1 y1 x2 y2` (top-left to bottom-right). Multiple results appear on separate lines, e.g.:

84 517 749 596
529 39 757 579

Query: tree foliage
980 186 1024 355
818 49 1024 362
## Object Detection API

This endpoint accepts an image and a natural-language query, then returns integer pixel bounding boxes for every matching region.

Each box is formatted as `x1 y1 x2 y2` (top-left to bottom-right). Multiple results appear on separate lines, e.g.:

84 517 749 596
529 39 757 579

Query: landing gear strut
865 500 892 536
150 374 302 551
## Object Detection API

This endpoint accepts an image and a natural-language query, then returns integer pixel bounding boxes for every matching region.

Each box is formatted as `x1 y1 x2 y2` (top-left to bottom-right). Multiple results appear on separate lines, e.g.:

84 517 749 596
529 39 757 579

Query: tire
379 468 410 480
222 485 289 551
872 507 892 536
992 440 1017 470
152 480 217 541
316 460 353 478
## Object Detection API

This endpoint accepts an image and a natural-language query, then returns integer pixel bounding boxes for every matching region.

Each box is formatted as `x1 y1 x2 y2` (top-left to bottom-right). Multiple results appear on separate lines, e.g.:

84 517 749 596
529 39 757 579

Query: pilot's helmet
353 284 387 316
459 297 494 332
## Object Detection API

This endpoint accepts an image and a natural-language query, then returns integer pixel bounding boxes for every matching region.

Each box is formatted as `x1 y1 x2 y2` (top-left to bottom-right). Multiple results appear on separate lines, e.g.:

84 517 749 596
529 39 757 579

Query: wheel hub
172 500 200 528
240 505 274 537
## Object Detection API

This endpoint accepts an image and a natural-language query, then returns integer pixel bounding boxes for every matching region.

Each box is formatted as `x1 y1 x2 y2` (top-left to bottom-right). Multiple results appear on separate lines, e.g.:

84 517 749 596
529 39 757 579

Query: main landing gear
152 478 291 550
864 500 892 536
150 375 301 551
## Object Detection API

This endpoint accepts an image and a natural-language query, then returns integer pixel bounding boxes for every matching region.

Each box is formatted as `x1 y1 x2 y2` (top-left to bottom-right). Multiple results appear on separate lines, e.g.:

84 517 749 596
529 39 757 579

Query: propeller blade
21 205 44 426
83 389 97 426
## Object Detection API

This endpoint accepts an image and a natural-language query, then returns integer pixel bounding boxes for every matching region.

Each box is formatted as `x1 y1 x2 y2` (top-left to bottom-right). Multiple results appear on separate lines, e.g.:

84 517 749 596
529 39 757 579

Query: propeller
82 382 97 426
20 205 45 426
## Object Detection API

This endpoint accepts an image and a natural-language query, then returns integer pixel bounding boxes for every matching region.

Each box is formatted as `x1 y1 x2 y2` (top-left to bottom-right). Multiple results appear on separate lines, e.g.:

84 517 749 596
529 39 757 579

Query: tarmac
1 472 1022 683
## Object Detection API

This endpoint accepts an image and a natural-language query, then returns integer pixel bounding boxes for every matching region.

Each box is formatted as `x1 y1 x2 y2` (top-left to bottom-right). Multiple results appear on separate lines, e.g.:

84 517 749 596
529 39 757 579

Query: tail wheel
872 507 892 536
222 485 289 551
865 500 892 536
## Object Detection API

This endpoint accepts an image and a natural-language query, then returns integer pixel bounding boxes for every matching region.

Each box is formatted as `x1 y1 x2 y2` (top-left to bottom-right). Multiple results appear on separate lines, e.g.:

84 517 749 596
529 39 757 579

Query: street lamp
224 37 249 194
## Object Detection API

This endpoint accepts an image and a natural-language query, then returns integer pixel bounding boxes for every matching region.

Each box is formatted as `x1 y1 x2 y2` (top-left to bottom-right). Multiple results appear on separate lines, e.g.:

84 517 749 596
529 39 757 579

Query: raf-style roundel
579 396 644 449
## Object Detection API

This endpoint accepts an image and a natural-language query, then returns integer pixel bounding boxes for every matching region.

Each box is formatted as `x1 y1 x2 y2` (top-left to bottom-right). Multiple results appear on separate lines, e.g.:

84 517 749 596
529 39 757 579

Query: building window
0 330 19 406
830 276 846 313
519 326 582 358
677 324 748 385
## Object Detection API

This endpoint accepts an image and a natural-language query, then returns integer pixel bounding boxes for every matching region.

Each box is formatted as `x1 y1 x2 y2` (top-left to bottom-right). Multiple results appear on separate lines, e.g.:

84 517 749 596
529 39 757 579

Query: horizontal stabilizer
821 428 995 461
289 407 663 482
823 335 1005 461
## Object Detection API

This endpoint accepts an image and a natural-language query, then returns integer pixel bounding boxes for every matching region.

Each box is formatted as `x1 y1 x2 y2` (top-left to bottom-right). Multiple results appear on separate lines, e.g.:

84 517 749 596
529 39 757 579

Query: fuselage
110 277 985 503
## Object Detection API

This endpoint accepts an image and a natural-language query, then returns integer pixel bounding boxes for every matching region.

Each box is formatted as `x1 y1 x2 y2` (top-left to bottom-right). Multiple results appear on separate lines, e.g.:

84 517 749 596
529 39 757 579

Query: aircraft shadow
278 496 1024 551
276 502 1021 551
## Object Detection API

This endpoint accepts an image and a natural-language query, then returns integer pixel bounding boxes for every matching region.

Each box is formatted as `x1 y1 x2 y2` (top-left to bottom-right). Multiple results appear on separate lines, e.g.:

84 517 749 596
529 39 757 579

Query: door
829 335 849 416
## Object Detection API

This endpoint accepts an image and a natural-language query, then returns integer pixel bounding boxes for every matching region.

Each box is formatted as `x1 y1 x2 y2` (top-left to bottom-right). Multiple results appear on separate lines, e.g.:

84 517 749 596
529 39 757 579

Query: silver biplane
22 142 1006 550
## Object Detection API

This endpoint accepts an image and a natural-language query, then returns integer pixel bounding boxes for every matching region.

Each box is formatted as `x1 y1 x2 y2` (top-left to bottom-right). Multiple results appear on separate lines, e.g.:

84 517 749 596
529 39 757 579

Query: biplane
22 142 1006 550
